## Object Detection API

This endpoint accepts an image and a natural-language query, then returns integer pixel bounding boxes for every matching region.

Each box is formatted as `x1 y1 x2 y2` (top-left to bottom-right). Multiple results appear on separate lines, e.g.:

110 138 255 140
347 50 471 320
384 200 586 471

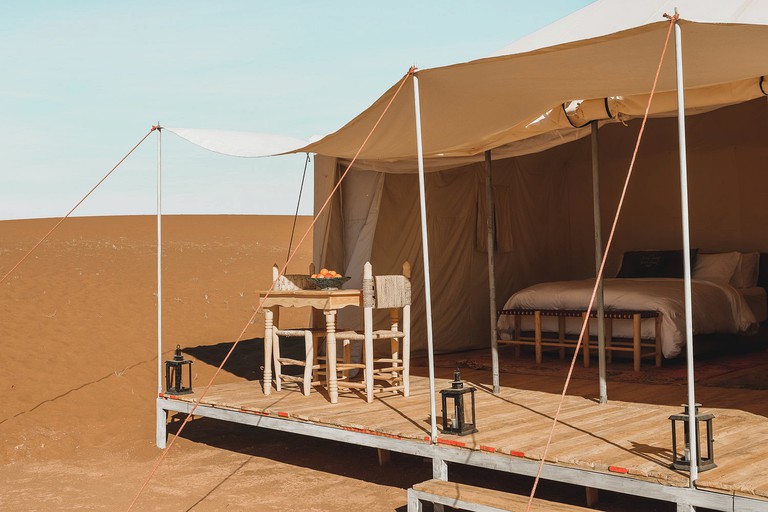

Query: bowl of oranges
309 269 350 290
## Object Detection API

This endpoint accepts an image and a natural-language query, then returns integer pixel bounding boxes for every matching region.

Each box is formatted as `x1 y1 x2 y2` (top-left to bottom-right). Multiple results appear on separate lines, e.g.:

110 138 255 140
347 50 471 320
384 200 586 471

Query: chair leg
272 332 282 392
302 331 313 396
403 305 411 397
342 339 352 381
390 338 400 382
312 333 322 382
364 311 374 403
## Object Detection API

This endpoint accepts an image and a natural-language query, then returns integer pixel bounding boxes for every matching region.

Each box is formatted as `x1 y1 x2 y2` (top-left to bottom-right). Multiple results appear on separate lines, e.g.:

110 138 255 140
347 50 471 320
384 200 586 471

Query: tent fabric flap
164 127 308 158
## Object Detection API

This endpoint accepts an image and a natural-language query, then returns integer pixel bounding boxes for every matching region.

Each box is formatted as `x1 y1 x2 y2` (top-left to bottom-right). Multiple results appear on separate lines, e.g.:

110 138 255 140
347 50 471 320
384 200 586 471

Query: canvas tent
291 1 768 357
168 0 768 357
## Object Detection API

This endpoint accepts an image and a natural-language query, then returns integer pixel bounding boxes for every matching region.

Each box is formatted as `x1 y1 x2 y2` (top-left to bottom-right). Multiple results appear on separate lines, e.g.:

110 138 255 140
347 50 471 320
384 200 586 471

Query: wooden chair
336 261 411 403
271 264 325 396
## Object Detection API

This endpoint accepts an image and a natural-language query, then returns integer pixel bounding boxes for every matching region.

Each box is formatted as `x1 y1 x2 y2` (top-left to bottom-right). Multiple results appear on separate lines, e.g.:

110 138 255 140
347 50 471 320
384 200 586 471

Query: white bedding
497 278 759 358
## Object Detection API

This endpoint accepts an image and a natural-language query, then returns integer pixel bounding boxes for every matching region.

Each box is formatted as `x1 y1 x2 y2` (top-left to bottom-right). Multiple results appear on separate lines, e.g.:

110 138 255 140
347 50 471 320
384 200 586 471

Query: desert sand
1 214 676 511
0 214 421 511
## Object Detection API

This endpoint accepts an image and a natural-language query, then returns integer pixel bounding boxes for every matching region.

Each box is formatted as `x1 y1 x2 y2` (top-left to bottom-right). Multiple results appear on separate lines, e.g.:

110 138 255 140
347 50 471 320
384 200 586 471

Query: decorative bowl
308 276 351 290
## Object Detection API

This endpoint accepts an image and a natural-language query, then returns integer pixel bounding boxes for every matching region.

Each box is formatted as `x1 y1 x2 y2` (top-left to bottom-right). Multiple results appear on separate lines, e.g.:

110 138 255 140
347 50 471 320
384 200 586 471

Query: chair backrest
273 263 316 291
363 261 411 309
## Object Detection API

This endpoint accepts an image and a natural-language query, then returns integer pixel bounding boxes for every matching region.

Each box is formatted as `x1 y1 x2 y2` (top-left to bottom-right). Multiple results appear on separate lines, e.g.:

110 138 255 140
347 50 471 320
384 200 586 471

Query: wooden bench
497 308 662 372
407 479 594 512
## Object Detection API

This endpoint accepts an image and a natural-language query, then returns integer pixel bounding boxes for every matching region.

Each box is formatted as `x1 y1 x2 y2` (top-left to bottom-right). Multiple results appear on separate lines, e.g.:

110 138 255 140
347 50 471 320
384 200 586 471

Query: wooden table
259 289 362 404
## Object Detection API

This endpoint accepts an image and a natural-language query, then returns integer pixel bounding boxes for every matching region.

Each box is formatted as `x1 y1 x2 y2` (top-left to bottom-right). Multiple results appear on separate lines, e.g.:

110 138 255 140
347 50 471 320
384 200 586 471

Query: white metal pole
412 72 439 444
157 127 163 395
674 11 699 485
591 122 607 404
485 150 500 394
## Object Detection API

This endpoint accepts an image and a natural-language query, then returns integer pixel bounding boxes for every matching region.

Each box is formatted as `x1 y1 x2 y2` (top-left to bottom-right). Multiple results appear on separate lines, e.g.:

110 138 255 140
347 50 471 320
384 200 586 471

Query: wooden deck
158 365 768 511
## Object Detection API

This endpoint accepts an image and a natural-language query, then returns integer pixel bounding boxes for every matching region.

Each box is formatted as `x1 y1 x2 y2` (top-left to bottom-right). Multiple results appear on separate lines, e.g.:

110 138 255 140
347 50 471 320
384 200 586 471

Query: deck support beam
432 458 448 480
157 398 767 512
155 398 167 449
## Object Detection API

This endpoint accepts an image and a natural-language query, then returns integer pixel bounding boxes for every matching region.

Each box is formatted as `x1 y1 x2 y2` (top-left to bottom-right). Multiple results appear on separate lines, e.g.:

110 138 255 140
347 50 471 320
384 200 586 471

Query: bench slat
410 480 594 512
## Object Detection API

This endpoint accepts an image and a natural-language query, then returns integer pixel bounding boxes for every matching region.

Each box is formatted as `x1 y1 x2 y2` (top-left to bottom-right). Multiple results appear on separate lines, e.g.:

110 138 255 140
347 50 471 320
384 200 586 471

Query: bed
497 250 766 359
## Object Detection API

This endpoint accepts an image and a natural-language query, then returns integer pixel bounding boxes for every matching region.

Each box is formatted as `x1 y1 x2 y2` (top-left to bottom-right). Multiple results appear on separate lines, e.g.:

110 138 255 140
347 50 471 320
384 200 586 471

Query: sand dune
1 215 422 510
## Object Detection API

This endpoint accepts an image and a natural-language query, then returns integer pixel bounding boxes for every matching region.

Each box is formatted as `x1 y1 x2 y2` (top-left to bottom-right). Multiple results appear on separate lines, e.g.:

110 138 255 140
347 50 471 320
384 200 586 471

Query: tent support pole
591 122 607 404
485 150 500 394
155 126 166 449
674 12 699 486
412 72 439 453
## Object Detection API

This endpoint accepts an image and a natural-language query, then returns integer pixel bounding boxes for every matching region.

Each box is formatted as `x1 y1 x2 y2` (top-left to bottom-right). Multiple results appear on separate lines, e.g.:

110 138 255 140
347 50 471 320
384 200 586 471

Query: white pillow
692 252 741 284
731 252 760 288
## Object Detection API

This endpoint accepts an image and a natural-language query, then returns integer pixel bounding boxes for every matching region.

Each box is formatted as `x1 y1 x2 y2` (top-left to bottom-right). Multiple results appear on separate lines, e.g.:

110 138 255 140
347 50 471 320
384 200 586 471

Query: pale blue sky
0 1 592 220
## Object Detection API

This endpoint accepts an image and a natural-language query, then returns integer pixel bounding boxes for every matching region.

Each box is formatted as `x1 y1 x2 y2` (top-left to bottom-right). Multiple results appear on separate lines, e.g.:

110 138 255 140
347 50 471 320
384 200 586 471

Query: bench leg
655 315 663 367
582 312 590 368
534 311 542 364
407 489 423 512
514 315 521 358
633 313 641 372
558 316 566 359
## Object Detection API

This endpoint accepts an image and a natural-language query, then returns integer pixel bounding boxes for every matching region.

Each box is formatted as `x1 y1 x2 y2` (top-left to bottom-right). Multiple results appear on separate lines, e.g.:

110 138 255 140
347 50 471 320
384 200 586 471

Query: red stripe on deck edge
480 445 496 453
240 408 269 416
609 466 628 474
437 438 466 447
340 426 401 440
509 451 525 457
278 412 289 418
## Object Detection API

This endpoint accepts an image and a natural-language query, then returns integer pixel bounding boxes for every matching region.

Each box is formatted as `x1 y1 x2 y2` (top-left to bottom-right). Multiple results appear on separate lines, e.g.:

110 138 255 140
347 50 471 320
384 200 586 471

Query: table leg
325 309 338 404
263 308 274 395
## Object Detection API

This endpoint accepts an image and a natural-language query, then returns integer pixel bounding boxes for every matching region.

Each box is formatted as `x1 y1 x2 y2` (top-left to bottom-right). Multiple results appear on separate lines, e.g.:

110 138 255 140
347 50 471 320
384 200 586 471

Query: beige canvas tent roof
298 0 768 165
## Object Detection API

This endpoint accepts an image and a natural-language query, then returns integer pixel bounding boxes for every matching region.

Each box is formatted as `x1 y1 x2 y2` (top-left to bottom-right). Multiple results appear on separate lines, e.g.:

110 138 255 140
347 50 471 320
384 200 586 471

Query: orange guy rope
0 127 158 287
525 15 678 512
126 67 416 511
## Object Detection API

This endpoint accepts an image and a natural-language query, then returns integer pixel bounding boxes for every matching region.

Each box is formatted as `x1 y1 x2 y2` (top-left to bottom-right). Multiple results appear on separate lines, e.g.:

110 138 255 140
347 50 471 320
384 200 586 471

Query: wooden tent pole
591 122 608 404
412 72 439 449
485 150 500 394
674 11 699 486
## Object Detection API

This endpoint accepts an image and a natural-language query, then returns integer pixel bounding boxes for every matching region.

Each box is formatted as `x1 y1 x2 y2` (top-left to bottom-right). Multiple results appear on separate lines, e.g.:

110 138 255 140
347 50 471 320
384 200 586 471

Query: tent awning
299 19 768 162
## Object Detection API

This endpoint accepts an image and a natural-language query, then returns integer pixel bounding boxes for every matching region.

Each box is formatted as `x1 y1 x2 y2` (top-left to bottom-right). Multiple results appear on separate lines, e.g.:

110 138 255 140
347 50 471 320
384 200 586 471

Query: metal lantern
440 369 477 436
669 403 715 472
165 345 193 395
